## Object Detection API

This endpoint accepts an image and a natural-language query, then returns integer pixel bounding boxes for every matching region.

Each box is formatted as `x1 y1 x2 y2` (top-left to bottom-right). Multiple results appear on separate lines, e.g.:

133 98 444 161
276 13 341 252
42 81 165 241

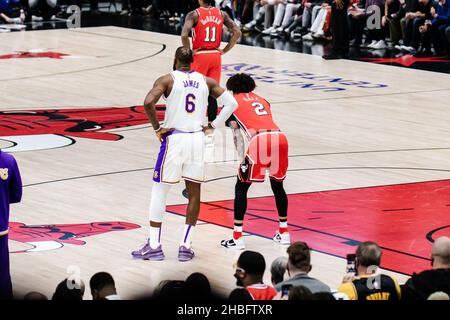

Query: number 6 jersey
164 70 209 132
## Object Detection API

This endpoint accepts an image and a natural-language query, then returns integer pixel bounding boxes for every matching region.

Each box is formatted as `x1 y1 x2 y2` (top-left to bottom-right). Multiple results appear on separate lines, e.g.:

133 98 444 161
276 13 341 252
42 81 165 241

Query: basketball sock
234 178 251 240
149 226 161 249
279 221 288 234
180 224 194 248
233 225 243 240
270 179 288 233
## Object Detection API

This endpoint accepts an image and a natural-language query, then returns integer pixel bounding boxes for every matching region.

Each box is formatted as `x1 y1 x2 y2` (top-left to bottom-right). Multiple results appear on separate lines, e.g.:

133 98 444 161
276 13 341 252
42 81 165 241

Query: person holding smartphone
338 241 401 300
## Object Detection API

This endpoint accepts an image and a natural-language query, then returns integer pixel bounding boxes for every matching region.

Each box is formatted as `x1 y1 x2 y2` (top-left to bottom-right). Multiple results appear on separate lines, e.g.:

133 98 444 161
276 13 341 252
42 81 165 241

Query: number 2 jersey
192 7 224 51
231 92 281 140
230 92 289 183
164 70 209 132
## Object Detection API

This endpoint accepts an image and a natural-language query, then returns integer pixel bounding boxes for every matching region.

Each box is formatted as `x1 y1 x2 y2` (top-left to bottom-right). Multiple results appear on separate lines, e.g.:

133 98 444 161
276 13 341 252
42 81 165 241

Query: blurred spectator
229 288 253 300
270 256 288 286
52 278 85 301
90 272 121 300
184 272 212 301
153 280 185 300
338 241 401 300
0 0 26 24
275 242 331 294
418 0 450 56
288 285 314 300
427 291 450 300
302 1 332 41
26 0 59 22
348 0 387 49
234 250 277 300
312 291 336 300
401 0 433 53
23 291 48 300
323 0 350 59
382 0 402 48
0 148 22 300
401 236 450 300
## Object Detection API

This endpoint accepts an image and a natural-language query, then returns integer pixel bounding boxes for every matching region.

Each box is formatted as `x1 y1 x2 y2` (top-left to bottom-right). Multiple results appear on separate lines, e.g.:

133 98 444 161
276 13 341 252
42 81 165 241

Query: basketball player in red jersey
221 73 290 250
181 0 241 121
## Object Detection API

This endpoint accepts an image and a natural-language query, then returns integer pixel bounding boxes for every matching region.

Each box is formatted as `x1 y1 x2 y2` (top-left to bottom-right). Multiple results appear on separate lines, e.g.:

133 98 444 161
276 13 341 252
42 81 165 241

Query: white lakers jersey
164 70 209 132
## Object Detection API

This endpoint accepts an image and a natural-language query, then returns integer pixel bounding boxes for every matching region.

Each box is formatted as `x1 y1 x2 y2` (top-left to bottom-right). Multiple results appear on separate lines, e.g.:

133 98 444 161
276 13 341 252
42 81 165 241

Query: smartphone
346 254 357 275
281 284 292 297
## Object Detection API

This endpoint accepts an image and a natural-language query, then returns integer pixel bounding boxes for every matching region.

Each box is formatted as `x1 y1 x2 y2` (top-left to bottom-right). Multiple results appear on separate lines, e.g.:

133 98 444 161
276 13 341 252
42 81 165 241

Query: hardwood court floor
1 26 450 299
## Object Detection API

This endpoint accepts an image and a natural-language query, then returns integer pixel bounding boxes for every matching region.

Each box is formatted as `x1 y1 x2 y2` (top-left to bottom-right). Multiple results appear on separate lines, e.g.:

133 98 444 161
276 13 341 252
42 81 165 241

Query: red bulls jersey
233 92 280 139
192 7 223 50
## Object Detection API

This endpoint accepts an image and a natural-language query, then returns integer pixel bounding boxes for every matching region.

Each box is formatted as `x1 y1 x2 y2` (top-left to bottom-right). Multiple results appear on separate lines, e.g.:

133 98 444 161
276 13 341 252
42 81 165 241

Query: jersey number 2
252 102 268 116
204 26 217 42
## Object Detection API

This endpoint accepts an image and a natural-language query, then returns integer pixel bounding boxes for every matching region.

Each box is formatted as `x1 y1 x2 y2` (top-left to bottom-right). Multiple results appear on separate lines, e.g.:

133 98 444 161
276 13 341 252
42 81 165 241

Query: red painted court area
168 179 450 275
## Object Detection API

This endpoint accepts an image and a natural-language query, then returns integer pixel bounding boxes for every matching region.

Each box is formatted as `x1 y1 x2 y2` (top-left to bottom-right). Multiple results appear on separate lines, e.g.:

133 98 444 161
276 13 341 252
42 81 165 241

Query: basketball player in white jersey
132 47 237 261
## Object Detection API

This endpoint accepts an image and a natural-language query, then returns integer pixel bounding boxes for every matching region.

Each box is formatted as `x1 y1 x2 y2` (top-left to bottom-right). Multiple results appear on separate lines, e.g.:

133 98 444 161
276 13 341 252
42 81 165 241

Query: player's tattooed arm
181 10 198 50
230 121 245 159
221 11 242 55
143 75 173 142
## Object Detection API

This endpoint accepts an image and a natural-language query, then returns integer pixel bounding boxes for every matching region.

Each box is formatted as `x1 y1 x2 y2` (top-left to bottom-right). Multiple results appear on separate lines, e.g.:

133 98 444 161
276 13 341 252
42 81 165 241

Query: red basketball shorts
191 50 222 83
238 132 289 183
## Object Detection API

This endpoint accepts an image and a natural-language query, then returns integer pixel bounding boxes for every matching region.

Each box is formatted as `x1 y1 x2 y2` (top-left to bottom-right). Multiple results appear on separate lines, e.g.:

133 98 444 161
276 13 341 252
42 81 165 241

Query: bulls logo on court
9 221 140 253
0 168 8 180
0 51 70 60
0 106 166 152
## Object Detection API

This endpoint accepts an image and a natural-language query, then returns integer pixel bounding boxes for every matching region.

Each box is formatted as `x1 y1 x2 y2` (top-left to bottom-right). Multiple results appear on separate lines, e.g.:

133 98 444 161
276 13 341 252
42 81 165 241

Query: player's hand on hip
156 128 174 142
202 123 214 134
219 48 225 55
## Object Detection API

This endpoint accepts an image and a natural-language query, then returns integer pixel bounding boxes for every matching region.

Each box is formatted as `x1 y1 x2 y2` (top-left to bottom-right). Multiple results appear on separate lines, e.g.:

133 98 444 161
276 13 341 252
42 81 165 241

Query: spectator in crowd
26 0 60 22
275 242 331 294
0 0 26 24
392 0 418 50
323 0 350 58
268 0 302 36
287 285 314 300
0 148 22 300
242 0 266 31
338 241 401 300
229 288 253 300
260 0 289 34
23 291 48 300
52 278 85 301
401 236 450 299
400 0 433 53
348 0 387 49
302 1 332 41
270 256 288 286
90 272 121 300
417 0 450 56
153 280 186 300
234 250 277 300
312 291 336 300
382 0 402 48
427 291 450 300
184 272 212 301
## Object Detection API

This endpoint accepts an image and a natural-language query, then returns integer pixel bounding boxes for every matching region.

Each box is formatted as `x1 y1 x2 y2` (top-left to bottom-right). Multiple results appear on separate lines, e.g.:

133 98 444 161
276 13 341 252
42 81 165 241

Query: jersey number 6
185 93 196 113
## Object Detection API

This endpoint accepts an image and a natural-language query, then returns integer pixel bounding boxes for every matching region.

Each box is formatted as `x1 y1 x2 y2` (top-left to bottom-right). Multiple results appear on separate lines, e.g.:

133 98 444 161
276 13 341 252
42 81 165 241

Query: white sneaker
262 26 275 35
403 46 415 52
221 237 245 250
273 231 291 245
367 40 377 49
394 44 403 51
302 33 314 41
371 40 387 50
